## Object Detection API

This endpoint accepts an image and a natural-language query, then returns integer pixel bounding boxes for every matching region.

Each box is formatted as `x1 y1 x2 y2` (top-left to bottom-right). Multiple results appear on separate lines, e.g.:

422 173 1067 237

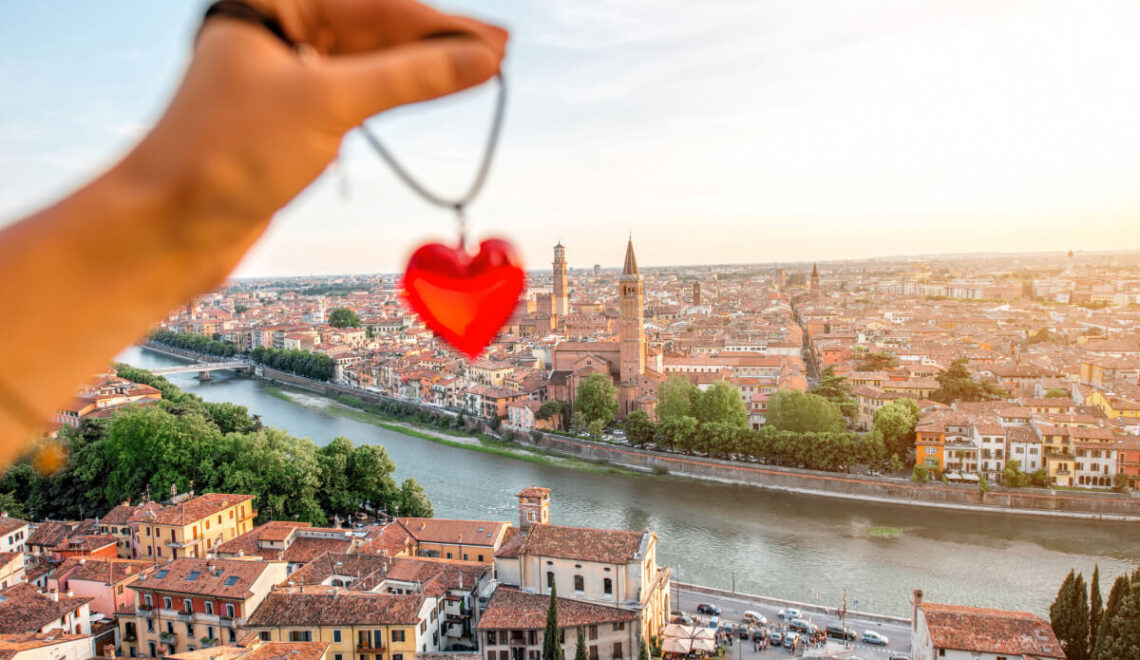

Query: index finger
250 0 506 55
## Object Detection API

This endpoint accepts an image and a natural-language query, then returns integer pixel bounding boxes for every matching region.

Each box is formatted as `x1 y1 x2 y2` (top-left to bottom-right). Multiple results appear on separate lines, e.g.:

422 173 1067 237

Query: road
674 588 912 659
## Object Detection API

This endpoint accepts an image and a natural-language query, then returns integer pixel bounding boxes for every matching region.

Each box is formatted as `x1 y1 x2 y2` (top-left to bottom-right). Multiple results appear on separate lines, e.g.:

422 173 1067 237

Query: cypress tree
543 583 563 660
639 640 650 660
1096 574 1140 660
1051 570 1091 660
1092 575 1130 660
1090 565 1103 658
575 627 588 660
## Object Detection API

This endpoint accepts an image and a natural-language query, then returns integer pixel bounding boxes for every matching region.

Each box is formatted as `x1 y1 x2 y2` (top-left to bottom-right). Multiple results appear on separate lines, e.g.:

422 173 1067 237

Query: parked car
782 633 800 649
671 613 693 625
736 624 750 639
708 617 720 630
888 654 911 660
751 629 766 642
862 631 889 646
742 611 768 626
826 624 856 641
768 632 783 646
789 618 814 634
697 603 721 615
777 607 802 620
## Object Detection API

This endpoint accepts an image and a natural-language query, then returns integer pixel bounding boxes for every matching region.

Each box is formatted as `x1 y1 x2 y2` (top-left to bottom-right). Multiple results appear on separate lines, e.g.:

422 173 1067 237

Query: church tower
619 238 646 416
810 263 821 301
552 242 568 318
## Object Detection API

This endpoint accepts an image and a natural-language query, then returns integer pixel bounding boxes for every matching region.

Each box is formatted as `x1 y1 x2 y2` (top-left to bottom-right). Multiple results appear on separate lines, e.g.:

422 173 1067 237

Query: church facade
548 240 661 420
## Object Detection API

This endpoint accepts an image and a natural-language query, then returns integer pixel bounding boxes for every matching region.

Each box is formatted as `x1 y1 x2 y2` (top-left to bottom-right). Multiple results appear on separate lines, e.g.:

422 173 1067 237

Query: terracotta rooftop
921 602 1065 658
476 586 637 630
0 583 93 634
247 590 424 627
130 558 276 599
141 494 253 526
516 524 645 565
57 557 151 585
395 518 508 547
0 518 28 538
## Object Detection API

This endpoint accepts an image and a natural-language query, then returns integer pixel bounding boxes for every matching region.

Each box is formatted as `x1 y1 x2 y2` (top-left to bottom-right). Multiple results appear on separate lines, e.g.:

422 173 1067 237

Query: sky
2 1 1140 277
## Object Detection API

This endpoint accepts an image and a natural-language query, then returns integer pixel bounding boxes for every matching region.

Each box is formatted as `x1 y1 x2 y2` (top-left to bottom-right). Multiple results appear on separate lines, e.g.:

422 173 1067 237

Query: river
118 346 1138 617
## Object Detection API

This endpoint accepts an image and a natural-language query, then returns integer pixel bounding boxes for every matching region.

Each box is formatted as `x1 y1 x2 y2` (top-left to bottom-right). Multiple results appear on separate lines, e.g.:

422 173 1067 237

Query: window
147 619 154 633
166 622 175 635
588 625 597 641
613 643 623 659
588 646 598 660
183 598 193 612
446 552 453 559
463 554 469 560
392 630 406 643
478 555 485 562
290 631 313 642
163 597 173 610
186 622 194 635
335 655 343 660
393 655 403 660
603 578 613 595
225 603 235 618
612 623 624 632
574 575 584 592
487 632 496 645
333 630 342 643
259 632 270 642
359 631 373 648
224 576 239 586
528 631 537 645
547 572 555 590
144 594 153 608
205 602 214 615
228 629 236 643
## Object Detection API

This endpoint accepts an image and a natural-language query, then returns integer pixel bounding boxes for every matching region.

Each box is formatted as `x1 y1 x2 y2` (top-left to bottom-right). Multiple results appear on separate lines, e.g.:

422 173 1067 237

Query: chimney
124 498 131 507
912 589 923 632
66 589 74 598
49 589 59 602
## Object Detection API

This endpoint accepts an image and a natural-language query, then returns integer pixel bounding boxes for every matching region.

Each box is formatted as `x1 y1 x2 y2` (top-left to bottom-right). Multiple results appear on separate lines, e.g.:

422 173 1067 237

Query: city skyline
3 1 1140 277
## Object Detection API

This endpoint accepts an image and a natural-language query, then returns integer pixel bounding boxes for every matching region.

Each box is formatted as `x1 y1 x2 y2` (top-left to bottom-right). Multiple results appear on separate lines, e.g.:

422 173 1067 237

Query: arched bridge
151 361 251 380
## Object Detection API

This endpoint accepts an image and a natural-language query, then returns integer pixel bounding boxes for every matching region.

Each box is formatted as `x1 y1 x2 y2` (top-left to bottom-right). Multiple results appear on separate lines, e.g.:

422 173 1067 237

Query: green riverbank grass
264 384 645 478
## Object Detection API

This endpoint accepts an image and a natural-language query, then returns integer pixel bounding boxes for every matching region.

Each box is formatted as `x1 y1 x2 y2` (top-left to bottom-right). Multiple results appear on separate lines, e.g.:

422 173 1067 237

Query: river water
119 347 1138 617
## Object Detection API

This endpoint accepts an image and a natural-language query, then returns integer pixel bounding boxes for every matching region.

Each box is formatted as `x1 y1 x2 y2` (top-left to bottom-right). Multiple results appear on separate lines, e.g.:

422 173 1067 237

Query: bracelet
201 0 295 48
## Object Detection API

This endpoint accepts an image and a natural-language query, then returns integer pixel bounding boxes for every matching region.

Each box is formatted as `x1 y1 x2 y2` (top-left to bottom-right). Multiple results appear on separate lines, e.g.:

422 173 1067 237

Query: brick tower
619 238 646 417
552 242 568 319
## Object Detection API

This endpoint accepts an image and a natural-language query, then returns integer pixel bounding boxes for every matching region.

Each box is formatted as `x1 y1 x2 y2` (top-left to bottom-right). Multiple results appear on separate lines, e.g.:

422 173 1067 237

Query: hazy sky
2 1 1139 276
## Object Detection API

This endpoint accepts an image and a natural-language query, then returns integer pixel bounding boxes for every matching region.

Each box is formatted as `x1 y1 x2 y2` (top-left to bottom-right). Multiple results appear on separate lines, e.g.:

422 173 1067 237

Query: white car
862 631 889 646
742 611 768 625
777 607 802 620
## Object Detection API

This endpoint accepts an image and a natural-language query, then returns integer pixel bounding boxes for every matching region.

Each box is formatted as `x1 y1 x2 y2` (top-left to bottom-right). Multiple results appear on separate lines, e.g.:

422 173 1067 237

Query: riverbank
137 344 1140 522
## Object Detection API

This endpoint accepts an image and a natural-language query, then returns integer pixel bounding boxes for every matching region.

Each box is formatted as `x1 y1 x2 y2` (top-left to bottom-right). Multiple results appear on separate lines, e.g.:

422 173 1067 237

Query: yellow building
1087 391 1140 419
134 493 255 561
247 591 436 660
465 361 514 387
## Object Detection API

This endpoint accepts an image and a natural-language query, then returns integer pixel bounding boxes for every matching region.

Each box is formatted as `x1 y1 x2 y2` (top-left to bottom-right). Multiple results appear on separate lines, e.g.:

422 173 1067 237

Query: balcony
219 617 236 628
179 610 194 621
160 632 177 645
508 636 528 647
357 646 385 654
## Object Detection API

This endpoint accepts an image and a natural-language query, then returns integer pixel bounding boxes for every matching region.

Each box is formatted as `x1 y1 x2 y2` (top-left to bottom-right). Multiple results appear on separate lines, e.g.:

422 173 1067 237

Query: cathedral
547 239 662 419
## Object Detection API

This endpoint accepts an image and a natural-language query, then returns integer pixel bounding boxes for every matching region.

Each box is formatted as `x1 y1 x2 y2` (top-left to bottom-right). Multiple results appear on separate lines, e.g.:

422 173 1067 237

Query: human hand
127 0 508 242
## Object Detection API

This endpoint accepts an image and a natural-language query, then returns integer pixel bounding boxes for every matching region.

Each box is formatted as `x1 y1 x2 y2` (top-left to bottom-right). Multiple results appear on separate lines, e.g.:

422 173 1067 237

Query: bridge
151 361 251 380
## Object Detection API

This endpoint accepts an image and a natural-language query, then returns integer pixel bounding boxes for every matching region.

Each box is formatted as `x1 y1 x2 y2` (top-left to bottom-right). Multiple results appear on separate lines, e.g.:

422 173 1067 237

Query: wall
515 432 1140 521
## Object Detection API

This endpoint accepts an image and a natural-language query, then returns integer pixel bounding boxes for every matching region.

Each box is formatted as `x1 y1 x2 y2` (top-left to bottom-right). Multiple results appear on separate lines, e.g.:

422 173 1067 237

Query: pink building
48 557 149 617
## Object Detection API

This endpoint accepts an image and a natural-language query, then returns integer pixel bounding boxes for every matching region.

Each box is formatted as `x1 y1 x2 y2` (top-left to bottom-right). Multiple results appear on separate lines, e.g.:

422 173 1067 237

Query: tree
1045 388 1070 398
872 398 920 458
397 478 434 517
1091 565 1103 655
1093 573 1140 660
575 627 588 660
570 411 588 434
766 391 844 434
856 352 898 371
328 307 362 328
933 358 1007 404
694 381 748 427
1002 459 1031 488
537 401 567 429
1051 570 1091 660
655 416 697 453
639 640 650 660
1112 473 1130 493
625 410 655 447
575 374 619 425
889 453 904 472
657 375 699 422
1092 574 1131 660
542 584 562 660
587 419 606 438
811 367 856 419
912 465 930 482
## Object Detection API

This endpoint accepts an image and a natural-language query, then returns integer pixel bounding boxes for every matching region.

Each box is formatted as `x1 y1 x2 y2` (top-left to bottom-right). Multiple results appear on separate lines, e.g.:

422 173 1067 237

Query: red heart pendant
402 239 526 359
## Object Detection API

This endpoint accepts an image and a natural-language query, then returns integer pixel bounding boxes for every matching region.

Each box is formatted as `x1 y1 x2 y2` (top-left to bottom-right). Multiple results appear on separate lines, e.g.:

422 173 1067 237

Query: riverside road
674 588 912 658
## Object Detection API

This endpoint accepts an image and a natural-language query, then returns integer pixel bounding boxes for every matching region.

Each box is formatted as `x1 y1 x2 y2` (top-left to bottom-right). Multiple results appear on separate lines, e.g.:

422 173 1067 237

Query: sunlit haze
2 1 1139 276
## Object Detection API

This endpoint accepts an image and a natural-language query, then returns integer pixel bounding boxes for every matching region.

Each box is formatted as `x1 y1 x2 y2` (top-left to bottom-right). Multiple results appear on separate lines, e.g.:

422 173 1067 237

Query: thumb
317 37 503 129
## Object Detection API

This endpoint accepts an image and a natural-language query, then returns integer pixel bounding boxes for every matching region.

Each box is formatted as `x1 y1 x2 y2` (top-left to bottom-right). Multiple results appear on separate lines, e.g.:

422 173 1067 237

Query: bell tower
552 242 568 319
518 485 551 532
619 238 645 417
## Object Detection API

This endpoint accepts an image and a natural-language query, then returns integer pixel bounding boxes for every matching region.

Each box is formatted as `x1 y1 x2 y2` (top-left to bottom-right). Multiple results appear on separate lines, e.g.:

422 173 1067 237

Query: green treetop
328 307 362 328
574 373 619 425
